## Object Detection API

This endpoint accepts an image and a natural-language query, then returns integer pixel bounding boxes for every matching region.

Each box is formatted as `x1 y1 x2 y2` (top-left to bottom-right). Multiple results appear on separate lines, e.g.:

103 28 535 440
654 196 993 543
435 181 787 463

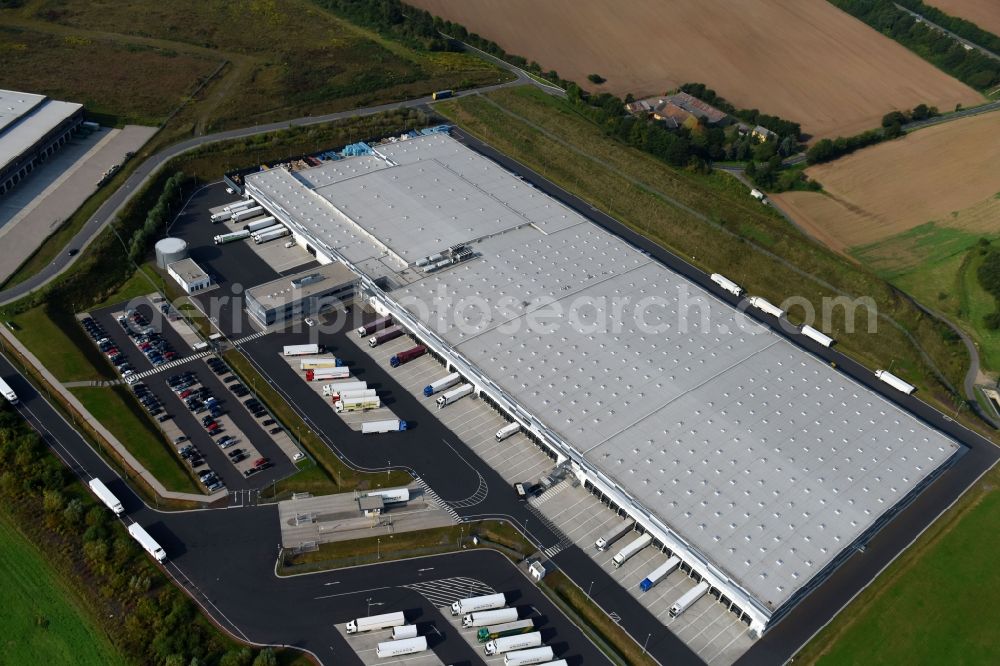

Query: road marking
324 581 340 586
314 585 392 600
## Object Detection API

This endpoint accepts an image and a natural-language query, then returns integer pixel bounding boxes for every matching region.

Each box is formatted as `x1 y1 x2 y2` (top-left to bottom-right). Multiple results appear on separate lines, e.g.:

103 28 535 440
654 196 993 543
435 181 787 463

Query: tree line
128 171 190 263
831 0 1000 90
977 239 1000 330
0 402 278 665
895 0 1000 54
804 103 936 164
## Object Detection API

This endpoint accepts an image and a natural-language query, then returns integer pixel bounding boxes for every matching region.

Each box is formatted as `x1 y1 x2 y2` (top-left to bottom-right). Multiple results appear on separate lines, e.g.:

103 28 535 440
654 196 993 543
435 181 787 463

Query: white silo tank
155 237 188 268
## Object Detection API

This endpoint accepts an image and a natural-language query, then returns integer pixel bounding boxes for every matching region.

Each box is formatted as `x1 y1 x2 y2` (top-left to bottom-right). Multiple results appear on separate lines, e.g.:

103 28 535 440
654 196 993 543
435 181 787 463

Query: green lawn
71 386 200 494
0 514 127 666
9 305 111 383
801 467 1000 664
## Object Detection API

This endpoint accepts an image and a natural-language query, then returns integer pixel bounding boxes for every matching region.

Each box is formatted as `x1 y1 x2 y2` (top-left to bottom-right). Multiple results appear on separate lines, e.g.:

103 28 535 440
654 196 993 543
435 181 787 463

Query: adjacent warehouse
167 258 211 294
0 89 84 196
243 133 961 635
245 262 357 329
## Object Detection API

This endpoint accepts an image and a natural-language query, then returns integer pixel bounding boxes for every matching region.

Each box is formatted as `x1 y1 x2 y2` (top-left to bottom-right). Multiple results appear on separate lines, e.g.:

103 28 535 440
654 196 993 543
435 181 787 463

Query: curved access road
0 58 545 307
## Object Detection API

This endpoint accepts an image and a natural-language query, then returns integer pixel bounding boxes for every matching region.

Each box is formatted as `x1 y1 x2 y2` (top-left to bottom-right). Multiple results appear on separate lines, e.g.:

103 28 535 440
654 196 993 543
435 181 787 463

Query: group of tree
679 83 802 140
880 103 939 130
0 403 278 665
128 171 191 264
806 102 938 165
895 0 1000 54
313 0 455 51
976 239 1000 330
831 0 1000 90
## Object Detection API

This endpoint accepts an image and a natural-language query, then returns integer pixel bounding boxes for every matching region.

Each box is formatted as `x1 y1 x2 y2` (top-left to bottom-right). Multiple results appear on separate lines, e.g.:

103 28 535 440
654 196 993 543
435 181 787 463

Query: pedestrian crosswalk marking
132 351 211 379
403 577 495 609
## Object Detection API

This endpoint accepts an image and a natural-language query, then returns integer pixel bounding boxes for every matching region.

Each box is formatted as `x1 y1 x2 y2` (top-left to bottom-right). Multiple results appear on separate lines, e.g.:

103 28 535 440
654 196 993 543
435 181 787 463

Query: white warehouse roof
245 133 959 617
0 89 83 174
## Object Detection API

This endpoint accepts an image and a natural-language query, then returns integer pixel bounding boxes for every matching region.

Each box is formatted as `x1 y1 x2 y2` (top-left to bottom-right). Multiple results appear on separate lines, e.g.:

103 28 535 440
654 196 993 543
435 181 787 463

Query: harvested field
411 0 982 139
772 112 1000 250
928 0 1000 37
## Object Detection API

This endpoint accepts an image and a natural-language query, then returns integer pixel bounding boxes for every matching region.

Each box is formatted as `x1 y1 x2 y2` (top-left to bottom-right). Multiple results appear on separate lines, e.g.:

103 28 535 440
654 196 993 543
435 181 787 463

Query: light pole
643 632 651 655
377 537 381 561
587 580 594 600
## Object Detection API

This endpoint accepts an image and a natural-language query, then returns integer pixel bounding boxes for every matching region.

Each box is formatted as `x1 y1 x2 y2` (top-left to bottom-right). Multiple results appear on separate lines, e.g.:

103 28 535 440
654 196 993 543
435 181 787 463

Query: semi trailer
244 217 277 232
595 518 634 551
284 344 321 356
334 395 380 412
391 625 418 640
306 367 350 381
231 206 264 222
213 230 250 245
300 357 345 370
0 377 18 405
337 389 378 402
476 619 535 643
484 632 542 656
357 316 393 337
503 648 556 666
612 532 652 568
495 423 520 442
423 372 461 396
875 369 916 395
127 523 166 563
639 555 681 591
88 478 124 516
390 345 426 367
436 383 474 408
369 326 404 347
451 592 506 616
376 636 428 658
361 419 408 434
345 610 405 634
253 227 290 244
710 273 743 297
748 295 784 319
670 581 710 617
462 607 518 627
322 381 368 398
364 488 410 504
800 324 835 347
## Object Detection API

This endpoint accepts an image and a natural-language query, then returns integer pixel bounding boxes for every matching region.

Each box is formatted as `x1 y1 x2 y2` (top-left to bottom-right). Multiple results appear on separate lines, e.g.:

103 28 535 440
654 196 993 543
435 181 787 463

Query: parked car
269 427 282 435
262 419 275 426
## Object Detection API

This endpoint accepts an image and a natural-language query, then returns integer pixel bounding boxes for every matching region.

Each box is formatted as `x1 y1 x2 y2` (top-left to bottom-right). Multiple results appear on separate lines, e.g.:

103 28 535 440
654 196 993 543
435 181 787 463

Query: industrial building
0 89 84 196
167 258 211 294
242 133 960 635
245 262 357 329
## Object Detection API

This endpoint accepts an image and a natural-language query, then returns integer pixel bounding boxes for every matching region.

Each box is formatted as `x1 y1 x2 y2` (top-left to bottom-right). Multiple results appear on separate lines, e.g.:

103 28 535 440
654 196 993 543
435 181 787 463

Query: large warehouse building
243 133 960 635
0 89 84 196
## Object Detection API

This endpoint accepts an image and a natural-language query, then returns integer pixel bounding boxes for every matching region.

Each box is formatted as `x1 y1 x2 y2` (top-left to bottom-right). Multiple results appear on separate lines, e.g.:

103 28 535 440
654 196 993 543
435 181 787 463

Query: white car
304 318 316 327
225 187 234 194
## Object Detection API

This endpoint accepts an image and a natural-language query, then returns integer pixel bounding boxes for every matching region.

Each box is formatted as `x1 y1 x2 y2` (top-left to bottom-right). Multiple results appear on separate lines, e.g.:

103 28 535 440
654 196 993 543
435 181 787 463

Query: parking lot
332 621 444 666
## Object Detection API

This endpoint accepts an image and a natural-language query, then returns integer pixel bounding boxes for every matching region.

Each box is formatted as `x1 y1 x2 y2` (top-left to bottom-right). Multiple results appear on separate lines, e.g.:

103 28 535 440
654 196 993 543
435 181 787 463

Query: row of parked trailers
210 198 290 244
711 273 916 394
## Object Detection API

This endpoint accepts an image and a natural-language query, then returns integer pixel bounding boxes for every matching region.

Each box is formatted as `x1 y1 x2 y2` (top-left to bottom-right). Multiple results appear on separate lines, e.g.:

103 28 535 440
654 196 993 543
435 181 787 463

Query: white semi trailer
391 625 419 640
127 523 166 563
346 610 405 634
595 518 635 551
376 636 427 658
800 324 835 347
253 227 290 244
875 369 916 395
88 478 124 516
639 555 681 591
334 395 380 412
670 581 710 617
244 217 277 232
710 273 743 297
496 423 520 442
462 607 519 627
485 632 542 656
322 381 368 398
0 376 18 405
423 372 461 397
503 648 556 666
213 230 251 245
231 205 264 222
436 383 474 408
451 592 506 616
748 295 784 318
361 419 407 434
364 488 410 504
612 532 652 568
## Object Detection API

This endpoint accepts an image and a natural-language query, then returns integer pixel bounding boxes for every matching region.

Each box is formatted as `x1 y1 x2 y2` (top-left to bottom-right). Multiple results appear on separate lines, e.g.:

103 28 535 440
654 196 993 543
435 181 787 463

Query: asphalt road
0 351 612 665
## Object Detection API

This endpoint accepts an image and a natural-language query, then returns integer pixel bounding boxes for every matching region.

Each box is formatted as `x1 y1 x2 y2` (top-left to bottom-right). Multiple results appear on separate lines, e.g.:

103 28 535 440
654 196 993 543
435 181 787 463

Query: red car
179 389 192 399
252 457 269 468
104 348 119 357
139 343 151 351
164 351 177 360
207 423 220 433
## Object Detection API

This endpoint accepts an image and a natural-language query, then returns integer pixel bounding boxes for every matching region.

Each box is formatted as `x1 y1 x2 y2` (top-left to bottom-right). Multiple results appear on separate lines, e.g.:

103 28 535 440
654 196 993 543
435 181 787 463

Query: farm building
628 91 729 126
0 89 84 196
753 125 778 142
242 132 960 635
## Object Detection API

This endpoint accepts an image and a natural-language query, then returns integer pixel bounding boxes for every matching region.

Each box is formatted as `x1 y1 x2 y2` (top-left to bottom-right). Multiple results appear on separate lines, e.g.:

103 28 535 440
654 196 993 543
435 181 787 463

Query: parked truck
800 324 834 348
594 518 634 551
476 618 535 643
612 532 652 568
322 381 368 398
244 217 277 232
231 205 264 222
345 610 405 634
639 555 681 591
669 581 710 618
127 523 166 563
748 295 784 319
88 478 124 516
710 273 743 297
875 369 916 395
284 344 321 356
463 607 518 628
391 625 418 640
334 395 380 412
300 357 345 370
432 90 453 100
503 647 555 666
495 423 520 442
451 592 506 616
436 383 474 408
376 636 427 658
532 661 568 666
0 377 18 405
337 389 378 402
213 230 251 245
357 315 393 337
364 488 410 504
361 419 408 434
390 345 426 367
306 367 350 381
484 631 542 656
253 227 290 244
368 326 404 347
423 372 461 397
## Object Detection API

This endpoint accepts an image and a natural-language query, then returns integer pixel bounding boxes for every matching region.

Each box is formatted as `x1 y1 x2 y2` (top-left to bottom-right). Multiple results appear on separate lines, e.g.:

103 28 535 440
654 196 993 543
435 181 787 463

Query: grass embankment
8 304 110 383
223 349 412 497
435 86 988 435
798 464 1000 664
71 386 200 494
0 514 127 666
